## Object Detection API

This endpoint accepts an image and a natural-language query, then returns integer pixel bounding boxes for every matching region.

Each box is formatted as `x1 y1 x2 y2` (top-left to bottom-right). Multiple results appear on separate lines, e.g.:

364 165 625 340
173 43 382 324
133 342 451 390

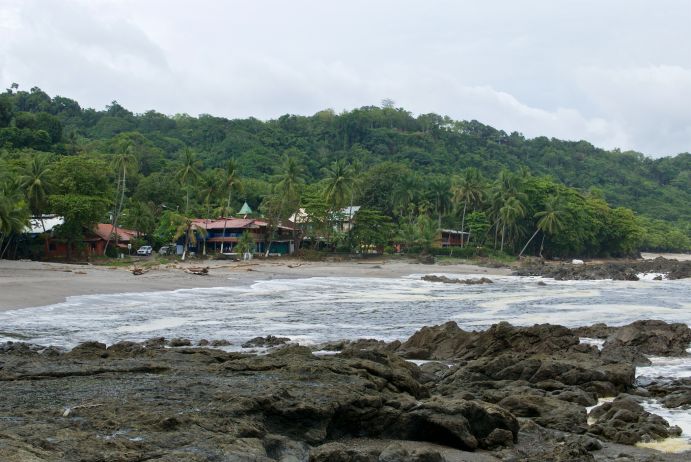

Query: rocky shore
1 320 690 461
512 257 691 281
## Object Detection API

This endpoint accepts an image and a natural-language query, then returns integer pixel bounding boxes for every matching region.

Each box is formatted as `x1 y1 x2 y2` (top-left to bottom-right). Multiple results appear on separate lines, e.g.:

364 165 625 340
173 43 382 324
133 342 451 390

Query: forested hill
0 86 689 254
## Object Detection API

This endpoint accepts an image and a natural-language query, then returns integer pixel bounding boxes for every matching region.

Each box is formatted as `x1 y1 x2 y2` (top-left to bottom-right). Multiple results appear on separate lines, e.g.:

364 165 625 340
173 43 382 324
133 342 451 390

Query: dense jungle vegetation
0 85 689 259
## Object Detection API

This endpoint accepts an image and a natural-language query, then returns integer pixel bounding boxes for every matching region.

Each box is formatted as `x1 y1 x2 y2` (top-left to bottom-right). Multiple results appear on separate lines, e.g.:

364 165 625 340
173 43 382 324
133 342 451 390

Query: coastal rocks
513 256 691 281
396 321 474 360
397 321 583 361
168 337 192 347
242 335 291 348
643 378 691 409
601 320 691 357
0 337 526 460
498 395 587 433
588 395 682 445
421 275 494 285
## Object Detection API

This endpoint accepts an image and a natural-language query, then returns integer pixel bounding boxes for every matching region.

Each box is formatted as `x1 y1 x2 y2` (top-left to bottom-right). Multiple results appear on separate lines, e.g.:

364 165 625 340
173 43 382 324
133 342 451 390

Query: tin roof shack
178 217 296 256
44 224 138 260
441 229 470 247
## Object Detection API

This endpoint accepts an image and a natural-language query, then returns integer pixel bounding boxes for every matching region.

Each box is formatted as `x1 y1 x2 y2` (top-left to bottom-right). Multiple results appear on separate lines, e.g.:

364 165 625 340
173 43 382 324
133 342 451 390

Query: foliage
0 85 687 259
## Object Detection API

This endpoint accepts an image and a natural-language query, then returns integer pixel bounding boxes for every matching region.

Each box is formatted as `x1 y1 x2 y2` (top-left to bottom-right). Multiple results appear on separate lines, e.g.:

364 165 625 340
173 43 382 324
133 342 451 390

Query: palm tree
0 181 30 259
20 155 52 230
451 168 484 246
170 212 207 261
104 142 138 255
498 196 526 252
323 159 355 212
489 170 527 249
427 176 451 229
218 160 242 252
175 148 201 214
269 155 305 255
519 195 567 257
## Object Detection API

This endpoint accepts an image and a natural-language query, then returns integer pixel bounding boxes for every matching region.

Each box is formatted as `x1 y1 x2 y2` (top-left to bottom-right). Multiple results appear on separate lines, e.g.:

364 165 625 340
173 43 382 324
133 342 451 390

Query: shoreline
0 258 510 312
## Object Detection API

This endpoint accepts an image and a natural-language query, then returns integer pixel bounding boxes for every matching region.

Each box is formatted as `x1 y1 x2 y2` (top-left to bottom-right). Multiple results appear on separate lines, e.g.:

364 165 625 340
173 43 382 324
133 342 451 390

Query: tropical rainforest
0 85 689 259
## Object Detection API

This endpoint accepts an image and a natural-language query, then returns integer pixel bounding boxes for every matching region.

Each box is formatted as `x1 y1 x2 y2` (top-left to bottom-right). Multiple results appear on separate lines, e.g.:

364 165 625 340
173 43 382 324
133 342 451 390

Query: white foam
579 337 605 350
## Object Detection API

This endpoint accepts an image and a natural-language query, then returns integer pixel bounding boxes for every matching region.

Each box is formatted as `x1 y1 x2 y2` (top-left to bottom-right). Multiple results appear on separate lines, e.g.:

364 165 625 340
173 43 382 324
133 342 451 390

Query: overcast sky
1 0 690 157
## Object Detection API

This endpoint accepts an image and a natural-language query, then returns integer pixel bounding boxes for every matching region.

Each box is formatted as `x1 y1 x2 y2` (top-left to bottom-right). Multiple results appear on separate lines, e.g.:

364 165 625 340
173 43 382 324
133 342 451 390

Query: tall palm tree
104 142 138 255
20 155 52 230
170 212 207 261
219 160 242 252
269 155 305 255
175 148 201 214
520 195 567 257
498 196 526 252
451 168 485 246
489 170 527 249
323 159 355 213
0 181 30 259
427 176 451 229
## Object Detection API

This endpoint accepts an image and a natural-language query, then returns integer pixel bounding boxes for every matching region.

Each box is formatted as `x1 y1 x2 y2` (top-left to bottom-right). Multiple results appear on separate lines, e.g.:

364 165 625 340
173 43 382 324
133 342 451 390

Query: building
440 229 470 247
182 217 296 255
43 223 138 259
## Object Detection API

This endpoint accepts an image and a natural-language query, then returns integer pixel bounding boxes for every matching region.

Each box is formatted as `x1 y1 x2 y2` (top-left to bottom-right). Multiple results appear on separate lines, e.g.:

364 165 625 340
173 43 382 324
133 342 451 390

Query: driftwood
185 266 209 275
132 267 148 276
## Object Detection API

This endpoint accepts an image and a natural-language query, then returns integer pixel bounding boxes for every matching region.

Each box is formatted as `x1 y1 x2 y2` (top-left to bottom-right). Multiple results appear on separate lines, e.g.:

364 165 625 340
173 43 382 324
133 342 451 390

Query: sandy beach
0 258 510 312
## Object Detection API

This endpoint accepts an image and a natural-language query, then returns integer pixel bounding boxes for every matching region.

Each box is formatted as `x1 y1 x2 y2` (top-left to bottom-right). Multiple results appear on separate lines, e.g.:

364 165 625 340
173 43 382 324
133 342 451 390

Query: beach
0 258 510 311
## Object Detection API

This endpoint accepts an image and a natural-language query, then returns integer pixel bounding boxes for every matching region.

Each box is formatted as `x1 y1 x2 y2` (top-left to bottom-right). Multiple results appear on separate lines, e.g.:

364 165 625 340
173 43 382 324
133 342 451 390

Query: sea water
0 273 689 444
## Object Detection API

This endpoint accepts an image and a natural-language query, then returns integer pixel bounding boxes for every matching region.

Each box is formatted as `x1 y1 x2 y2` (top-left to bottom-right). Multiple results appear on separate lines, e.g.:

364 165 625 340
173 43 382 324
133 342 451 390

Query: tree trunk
539 233 546 258
500 225 505 252
182 230 189 261
460 201 467 247
104 167 127 256
221 190 232 252
519 228 540 258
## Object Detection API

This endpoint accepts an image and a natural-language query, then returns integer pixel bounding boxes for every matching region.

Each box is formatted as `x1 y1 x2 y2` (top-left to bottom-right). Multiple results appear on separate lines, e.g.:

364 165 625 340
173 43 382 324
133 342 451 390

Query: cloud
577 65 691 156
0 0 690 157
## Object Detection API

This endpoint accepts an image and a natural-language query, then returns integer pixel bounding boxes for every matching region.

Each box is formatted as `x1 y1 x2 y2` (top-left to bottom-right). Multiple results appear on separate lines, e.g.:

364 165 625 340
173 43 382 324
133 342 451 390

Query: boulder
498 394 587 433
601 320 691 356
242 335 291 348
588 395 682 445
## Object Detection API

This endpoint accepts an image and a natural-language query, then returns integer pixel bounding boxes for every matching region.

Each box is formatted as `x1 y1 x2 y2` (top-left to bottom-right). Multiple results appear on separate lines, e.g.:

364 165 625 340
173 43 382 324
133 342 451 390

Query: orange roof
94 224 138 242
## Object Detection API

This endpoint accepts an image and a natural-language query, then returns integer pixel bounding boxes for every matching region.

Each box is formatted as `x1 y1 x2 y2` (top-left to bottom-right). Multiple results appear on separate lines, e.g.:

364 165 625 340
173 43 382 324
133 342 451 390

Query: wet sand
0 258 510 311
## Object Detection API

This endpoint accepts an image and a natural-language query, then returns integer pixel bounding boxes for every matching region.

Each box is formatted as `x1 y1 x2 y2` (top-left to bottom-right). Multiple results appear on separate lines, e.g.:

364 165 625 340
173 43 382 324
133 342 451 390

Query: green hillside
1 86 689 257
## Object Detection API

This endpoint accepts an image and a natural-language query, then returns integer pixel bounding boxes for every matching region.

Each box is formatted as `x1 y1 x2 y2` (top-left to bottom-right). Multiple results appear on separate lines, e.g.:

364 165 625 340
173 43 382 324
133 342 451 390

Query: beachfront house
42 223 139 259
177 217 296 256
440 228 470 247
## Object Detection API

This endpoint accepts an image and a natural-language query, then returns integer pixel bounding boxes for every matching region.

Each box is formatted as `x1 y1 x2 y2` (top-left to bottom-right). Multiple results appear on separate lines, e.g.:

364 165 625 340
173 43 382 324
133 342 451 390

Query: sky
1 0 690 158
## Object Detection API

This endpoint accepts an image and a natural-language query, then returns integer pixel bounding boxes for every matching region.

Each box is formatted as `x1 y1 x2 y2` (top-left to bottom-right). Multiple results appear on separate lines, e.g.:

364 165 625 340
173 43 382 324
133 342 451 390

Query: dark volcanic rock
242 335 291 348
602 320 691 357
643 378 691 409
588 395 682 445
397 321 584 361
168 337 192 347
421 275 493 285
498 395 587 433
0 341 519 461
513 256 691 280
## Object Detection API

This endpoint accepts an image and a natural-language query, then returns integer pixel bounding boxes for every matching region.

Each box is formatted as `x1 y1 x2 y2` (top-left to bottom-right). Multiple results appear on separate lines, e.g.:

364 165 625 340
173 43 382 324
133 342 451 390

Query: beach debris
184 266 209 275
131 267 148 275
422 275 493 285
287 263 302 268
62 403 103 417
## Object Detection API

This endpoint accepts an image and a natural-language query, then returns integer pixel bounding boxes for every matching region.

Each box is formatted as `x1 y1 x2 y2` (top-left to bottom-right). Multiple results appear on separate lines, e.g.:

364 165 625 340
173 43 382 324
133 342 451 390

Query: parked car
136 245 153 256
158 245 171 256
